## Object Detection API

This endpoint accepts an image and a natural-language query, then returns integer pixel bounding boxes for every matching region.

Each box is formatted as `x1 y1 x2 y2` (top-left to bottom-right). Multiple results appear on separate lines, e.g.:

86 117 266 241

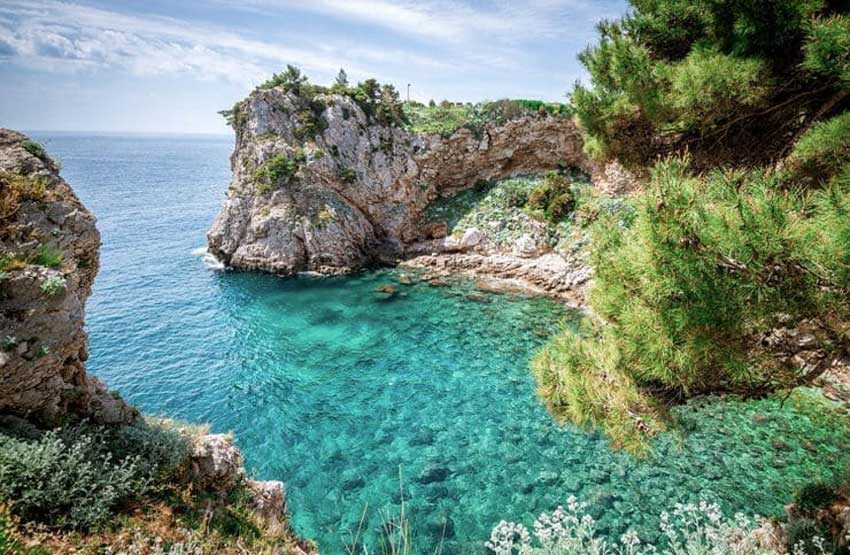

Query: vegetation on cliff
403 98 570 138
535 0 850 452
222 65 571 143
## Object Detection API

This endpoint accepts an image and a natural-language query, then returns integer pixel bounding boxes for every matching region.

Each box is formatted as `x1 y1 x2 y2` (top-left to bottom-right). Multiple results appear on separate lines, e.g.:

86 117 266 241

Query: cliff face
0 129 136 425
207 89 592 276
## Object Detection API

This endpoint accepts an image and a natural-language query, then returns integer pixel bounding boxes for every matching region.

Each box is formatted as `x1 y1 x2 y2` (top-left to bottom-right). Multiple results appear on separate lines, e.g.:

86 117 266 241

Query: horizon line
19 129 234 138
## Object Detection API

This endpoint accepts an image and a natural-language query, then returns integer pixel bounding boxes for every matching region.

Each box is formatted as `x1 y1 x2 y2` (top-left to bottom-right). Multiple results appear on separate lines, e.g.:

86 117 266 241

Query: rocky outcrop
207 89 592 279
1 129 311 553
188 432 300 542
0 129 136 425
402 252 592 304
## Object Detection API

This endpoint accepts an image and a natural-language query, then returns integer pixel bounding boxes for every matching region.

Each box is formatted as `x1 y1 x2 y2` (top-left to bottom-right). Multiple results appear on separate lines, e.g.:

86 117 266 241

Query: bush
403 99 564 138
785 518 831 555
545 193 576 224
254 153 298 192
803 16 850 88
0 419 191 530
20 140 47 161
534 157 850 449
1 173 48 231
487 497 776 555
339 168 356 184
787 111 850 183
526 174 575 223
795 481 839 514
257 64 307 94
40 275 65 297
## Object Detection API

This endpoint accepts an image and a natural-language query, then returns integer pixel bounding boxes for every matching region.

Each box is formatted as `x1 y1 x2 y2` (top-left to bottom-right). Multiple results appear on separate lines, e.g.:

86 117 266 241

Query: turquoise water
31 133 850 555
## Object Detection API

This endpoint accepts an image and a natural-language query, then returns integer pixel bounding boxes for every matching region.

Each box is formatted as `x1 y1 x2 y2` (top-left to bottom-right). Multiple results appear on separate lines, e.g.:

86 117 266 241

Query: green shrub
403 99 564 138
29 245 62 268
0 420 191 530
1 173 48 231
218 101 245 130
20 140 47 161
254 153 298 192
545 193 575 223
526 174 575 223
803 15 850 87
795 481 839 514
534 157 850 450
785 518 831 555
257 64 307 94
339 168 356 184
787 111 850 182
40 275 65 297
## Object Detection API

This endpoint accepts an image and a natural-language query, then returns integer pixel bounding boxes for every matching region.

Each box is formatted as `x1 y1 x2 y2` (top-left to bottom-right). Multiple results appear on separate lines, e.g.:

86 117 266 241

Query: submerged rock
418 463 451 484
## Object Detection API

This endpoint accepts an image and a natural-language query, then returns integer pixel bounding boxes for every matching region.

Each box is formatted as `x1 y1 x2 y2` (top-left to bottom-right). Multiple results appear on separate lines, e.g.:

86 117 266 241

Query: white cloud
0 0 458 85
243 0 618 44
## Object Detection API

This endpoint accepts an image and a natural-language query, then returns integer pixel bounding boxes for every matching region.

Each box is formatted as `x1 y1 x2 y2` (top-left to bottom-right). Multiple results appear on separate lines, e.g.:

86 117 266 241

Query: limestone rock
592 160 640 197
245 478 287 532
190 433 244 493
459 227 481 250
208 89 591 275
0 129 136 425
402 252 592 305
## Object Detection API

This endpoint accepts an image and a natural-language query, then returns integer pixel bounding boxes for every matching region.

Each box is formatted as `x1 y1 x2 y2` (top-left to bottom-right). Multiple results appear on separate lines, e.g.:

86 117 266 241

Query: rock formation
0 129 311 552
208 88 596 290
0 129 136 425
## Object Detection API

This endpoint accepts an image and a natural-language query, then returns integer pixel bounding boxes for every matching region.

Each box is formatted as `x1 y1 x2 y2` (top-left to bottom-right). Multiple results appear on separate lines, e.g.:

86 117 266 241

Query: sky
0 0 628 134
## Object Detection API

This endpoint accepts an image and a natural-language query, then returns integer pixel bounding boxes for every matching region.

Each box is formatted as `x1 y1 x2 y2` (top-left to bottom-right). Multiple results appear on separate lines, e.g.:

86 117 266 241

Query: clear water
31 133 850 555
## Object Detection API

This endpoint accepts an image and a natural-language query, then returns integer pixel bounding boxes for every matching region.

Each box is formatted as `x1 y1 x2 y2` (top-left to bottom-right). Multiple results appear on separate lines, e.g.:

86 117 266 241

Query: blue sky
0 0 628 134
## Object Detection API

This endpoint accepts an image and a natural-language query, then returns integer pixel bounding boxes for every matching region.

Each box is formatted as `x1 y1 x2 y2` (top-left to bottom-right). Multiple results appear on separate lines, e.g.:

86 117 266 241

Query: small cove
34 132 850 555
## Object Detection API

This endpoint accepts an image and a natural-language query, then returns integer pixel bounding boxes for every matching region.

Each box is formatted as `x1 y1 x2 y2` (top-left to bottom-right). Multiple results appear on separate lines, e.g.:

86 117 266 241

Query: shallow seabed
36 133 850 555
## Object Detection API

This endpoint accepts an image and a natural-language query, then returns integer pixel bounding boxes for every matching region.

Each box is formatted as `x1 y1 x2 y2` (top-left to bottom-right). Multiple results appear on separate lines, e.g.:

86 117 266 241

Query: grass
29 246 63 268
1 174 48 231
0 245 64 273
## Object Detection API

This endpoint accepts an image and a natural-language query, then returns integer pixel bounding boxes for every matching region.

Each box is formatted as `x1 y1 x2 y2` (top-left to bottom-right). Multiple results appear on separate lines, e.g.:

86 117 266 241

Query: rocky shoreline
401 252 591 305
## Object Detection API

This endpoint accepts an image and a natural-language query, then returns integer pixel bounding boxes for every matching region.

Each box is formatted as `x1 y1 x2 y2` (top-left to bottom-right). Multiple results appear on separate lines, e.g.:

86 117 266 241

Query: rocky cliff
0 129 312 554
207 88 595 286
0 129 136 425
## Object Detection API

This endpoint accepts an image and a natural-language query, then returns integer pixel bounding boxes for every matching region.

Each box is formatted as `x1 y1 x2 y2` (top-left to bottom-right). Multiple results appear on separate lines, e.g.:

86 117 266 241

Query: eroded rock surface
208 90 592 283
0 129 137 425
